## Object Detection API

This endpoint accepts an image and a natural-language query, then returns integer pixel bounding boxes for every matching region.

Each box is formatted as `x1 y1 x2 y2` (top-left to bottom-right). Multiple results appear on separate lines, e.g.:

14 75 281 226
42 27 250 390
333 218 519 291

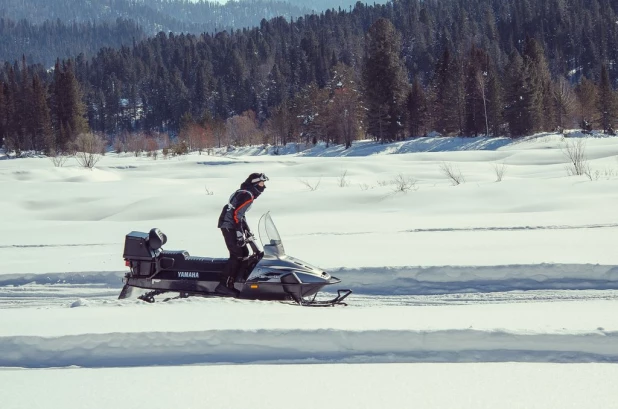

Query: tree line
2 0 618 156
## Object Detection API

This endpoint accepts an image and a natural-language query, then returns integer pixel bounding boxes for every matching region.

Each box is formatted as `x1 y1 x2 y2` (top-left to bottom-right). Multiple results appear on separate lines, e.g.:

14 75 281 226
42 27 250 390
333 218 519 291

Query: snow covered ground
1 133 618 408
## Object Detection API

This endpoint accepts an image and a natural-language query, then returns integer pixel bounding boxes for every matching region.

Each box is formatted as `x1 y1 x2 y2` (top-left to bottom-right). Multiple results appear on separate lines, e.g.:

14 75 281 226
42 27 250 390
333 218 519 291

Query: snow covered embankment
1 327 617 368
331 263 618 295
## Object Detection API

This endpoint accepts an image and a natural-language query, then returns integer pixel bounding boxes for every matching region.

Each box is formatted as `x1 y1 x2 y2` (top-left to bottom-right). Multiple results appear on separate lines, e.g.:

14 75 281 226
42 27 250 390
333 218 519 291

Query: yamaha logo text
178 272 199 279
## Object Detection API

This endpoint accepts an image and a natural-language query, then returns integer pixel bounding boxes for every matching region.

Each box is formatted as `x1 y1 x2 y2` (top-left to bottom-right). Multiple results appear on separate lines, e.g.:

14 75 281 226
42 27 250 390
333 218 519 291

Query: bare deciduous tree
265 102 296 147
73 133 105 169
144 138 159 159
554 77 577 131
575 77 598 130
194 123 215 154
225 110 261 147
113 138 124 154
211 118 226 148
126 132 146 157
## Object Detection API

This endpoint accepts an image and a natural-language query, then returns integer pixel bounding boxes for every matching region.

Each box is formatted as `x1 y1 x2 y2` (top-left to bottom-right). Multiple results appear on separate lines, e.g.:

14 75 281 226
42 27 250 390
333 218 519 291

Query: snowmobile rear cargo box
123 231 155 260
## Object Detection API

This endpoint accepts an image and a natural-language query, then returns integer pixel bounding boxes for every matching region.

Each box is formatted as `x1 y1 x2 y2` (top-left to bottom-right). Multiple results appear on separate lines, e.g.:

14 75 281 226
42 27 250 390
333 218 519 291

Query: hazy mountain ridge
0 0 322 65
0 18 147 67
1 0 315 33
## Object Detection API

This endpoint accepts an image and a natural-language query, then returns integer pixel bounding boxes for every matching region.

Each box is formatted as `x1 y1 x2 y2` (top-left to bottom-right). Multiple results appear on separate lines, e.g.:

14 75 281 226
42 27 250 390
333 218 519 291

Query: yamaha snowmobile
119 212 351 306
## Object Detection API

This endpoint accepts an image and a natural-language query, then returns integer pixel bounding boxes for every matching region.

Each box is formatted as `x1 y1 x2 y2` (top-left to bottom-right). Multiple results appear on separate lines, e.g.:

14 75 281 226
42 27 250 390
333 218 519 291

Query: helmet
247 173 269 184
245 173 269 193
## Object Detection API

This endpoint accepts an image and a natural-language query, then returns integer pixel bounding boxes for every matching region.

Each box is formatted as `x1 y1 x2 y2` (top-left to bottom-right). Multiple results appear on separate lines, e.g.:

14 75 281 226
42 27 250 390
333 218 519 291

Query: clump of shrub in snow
439 162 466 185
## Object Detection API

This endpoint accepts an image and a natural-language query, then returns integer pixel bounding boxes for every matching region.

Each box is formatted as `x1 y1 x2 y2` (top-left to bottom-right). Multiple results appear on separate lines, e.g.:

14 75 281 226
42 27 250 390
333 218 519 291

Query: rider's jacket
217 182 260 231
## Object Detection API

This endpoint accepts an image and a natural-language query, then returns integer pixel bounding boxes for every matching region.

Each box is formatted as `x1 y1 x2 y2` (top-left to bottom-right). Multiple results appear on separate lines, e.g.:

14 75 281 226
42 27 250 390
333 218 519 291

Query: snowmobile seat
158 250 227 273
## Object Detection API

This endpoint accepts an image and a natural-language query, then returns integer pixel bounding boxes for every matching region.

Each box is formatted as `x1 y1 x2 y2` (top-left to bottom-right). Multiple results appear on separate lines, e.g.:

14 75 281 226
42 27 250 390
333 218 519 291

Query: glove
242 221 254 240
244 228 254 239
235 230 245 247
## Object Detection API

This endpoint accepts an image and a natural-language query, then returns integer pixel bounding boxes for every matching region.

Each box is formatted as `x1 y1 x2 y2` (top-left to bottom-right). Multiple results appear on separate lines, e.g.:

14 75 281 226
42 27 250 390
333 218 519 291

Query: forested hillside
2 0 618 156
1 0 313 34
0 0 317 66
0 18 146 67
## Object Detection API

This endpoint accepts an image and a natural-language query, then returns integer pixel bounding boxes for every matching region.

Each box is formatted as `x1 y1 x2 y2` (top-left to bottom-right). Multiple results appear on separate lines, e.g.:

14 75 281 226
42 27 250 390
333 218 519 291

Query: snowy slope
1 133 618 408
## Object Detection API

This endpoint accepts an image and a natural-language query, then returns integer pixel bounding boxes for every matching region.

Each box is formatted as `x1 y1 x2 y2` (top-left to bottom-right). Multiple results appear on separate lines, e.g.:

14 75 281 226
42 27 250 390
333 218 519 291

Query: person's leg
234 244 251 282
217 229 244 295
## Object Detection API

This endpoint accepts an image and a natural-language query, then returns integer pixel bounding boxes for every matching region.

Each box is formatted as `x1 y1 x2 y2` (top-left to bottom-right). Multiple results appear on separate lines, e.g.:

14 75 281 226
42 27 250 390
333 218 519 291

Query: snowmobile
118 212 351 306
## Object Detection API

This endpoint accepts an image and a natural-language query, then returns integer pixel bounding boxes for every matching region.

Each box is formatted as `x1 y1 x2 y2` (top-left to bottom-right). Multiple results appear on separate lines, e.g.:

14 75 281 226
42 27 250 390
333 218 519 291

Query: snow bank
1 327 616 368
331 263 618 295
1 298 616 368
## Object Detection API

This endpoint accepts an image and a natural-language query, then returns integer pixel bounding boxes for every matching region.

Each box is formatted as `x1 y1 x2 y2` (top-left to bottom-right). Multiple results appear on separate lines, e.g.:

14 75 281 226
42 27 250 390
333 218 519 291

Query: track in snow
1 261 617 308
1 282 618 309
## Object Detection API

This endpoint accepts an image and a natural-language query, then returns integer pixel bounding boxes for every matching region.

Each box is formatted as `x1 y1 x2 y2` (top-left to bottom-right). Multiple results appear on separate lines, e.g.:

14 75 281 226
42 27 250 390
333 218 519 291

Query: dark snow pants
220 228 249 285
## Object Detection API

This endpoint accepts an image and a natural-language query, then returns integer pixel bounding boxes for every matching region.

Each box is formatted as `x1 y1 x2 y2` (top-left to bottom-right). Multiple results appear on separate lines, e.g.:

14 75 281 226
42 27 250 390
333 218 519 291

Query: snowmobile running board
132 288 353 307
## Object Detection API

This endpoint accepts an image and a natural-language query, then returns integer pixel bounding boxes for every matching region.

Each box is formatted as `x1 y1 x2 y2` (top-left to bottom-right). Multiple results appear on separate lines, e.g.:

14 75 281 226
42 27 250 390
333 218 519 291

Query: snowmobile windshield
258 212 285 255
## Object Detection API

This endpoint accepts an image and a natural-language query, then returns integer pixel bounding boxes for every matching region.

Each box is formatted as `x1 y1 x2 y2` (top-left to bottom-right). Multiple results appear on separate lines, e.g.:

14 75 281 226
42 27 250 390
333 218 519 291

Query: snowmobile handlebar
242 233 260 253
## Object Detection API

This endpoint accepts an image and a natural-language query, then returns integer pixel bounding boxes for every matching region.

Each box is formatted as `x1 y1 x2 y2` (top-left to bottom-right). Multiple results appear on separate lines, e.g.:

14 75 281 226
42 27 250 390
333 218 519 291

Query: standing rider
216 172 268 296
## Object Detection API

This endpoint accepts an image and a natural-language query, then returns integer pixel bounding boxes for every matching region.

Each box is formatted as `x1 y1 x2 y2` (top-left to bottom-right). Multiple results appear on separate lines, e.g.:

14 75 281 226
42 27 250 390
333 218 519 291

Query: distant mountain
0 17 147 67
0 0 322 65
0 0 316 34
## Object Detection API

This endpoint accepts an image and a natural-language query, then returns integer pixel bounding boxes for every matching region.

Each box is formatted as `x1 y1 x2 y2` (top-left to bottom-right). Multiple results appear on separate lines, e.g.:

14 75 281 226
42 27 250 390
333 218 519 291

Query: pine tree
267 63 287 111
598 64 617 133
486 66 504 136
215 78 230 120
4 67 20 153
0 82 5 150
194 64 210 117
464 46 490 136
433 47 463 135
504 50 534 137
407 75 427 137
30 73 52 152
51 59 89 151
19 56 34 150
362 18 408 142
103 73 122 134
169 68 190 130
523 36 553 132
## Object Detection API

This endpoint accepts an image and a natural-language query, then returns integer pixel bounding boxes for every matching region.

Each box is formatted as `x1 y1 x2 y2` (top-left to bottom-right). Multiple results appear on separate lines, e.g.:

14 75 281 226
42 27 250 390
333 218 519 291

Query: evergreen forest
2 0 618 156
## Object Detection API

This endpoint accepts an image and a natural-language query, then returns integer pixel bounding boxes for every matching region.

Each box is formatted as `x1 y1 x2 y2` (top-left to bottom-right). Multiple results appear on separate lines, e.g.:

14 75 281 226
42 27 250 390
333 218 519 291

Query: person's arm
241 218 251 234
231 191 253 232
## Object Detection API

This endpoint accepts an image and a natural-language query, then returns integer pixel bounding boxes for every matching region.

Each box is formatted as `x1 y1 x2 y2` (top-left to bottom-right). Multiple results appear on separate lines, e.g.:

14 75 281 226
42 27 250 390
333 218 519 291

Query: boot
215 276 239 297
